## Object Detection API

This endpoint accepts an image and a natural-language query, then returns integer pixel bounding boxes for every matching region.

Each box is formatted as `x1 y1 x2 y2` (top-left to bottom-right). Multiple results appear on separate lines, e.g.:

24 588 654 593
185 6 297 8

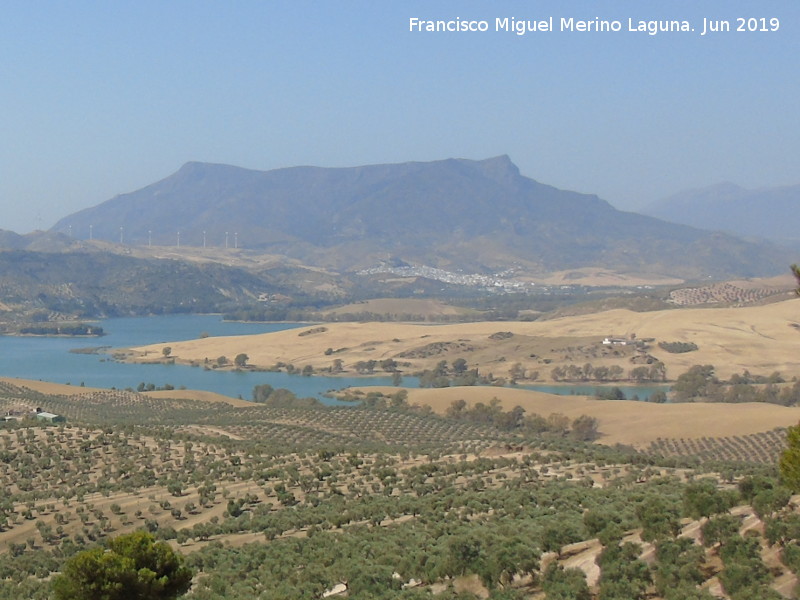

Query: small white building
34 409 66 423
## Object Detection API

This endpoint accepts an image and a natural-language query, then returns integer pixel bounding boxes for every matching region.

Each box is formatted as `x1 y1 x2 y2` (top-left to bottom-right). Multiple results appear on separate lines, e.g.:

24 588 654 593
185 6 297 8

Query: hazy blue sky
1 0 798 233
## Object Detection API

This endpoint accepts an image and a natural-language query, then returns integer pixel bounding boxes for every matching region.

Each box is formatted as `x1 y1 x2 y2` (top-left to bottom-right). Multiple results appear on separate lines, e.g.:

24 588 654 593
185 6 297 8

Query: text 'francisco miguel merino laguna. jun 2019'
408 16 781 37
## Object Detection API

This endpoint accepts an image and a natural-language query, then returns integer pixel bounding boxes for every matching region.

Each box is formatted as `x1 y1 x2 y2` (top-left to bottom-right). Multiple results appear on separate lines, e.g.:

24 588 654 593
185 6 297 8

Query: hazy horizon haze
1 0 798 233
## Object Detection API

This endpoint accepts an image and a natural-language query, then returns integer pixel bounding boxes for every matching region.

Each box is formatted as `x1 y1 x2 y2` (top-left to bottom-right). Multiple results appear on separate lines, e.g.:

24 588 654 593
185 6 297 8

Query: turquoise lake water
0 315 667 402
0 316 401 401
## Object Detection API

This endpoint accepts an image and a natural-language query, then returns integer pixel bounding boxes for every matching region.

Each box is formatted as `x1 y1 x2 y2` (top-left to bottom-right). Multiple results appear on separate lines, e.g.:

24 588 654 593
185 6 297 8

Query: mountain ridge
50 156 790 279
644 182 800 245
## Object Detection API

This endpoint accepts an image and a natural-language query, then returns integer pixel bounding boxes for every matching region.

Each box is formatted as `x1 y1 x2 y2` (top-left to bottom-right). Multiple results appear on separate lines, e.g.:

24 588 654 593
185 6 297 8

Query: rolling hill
128 298 800 383
0 250 272 317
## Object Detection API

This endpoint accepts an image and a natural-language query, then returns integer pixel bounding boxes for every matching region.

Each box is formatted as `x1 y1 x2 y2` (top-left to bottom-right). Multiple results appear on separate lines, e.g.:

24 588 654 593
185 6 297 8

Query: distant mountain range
644 182 800 246
49 156 789 279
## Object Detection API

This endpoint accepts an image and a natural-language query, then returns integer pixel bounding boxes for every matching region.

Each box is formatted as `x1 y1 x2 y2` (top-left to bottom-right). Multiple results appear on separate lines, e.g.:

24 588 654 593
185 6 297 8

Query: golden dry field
520 267 684 287
0 377 106 396
127 298 800 382
321 297 480 319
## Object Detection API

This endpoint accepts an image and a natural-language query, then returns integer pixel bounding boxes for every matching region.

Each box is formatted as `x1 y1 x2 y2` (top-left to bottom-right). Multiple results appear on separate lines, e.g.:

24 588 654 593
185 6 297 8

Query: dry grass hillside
126 299 800 382
524 267 683 287
0 378 105 396
322 298 479 319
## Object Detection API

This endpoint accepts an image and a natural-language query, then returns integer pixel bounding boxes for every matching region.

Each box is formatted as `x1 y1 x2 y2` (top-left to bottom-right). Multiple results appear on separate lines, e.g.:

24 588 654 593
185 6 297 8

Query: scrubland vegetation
1 378 800 599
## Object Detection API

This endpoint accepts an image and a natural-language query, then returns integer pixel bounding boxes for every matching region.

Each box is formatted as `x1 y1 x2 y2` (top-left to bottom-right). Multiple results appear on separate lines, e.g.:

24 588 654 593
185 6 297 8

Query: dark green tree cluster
541 563 590 599
672 365 797 405
658 341 698 353
671 365 719 401
596 541 651 600
135 382 176 392
780 423 800 492
251 384 322 407
550 364 626 383
594 387 626 401
682 479 737 520
19 324 104 336
51 531 192 600
444 399 599 440
628 364 667 382
717 536 775 599
418 360 483 387
651 538 708 599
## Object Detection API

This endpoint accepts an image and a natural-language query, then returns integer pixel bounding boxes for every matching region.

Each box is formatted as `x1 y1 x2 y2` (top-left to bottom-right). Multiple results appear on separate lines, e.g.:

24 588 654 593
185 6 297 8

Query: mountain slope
644 182 800 245
0 250 271 316
51 156 789 278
